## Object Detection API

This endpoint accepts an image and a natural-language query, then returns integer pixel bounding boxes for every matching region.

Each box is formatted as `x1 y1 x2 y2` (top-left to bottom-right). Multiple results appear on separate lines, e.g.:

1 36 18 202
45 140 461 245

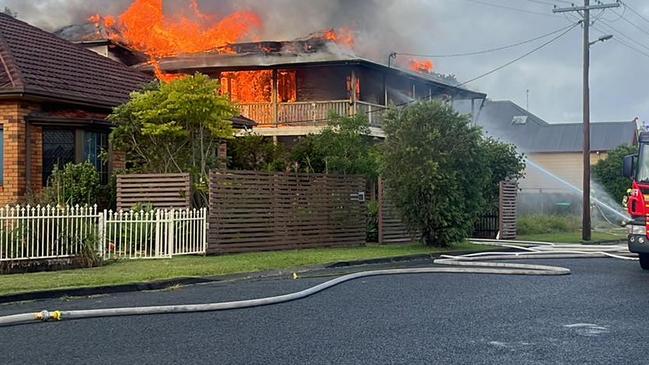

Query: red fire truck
623 131 649 269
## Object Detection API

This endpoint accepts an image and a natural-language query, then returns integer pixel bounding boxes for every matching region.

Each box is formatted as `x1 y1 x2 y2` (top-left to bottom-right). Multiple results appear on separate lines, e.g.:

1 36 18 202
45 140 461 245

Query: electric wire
461 0 559 17
457 21 581 86
394 23 579 59
620 1 649 26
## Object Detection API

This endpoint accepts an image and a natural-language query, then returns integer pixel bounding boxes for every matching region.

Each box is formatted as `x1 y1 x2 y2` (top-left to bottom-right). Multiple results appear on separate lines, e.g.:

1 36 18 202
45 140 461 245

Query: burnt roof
477 100 637 152
0 14 151 109
134 46 486 100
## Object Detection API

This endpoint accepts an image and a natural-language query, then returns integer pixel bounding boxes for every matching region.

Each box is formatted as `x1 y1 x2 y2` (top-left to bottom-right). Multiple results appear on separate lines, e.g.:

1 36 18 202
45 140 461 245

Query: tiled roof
0 13 151 108
477 100 637 152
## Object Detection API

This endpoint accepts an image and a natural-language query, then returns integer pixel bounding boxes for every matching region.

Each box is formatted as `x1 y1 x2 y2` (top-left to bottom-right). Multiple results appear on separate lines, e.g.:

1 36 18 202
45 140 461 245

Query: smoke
2 0 443 64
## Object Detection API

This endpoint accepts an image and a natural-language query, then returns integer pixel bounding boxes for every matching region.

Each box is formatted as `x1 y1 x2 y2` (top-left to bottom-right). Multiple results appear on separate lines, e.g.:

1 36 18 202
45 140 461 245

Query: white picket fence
0 205 208 262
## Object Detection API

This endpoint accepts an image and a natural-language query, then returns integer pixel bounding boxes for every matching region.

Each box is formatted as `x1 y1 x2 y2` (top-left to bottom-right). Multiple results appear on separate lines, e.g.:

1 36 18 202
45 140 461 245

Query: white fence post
98 209 106 259
202 207 208 256
167 209 175 257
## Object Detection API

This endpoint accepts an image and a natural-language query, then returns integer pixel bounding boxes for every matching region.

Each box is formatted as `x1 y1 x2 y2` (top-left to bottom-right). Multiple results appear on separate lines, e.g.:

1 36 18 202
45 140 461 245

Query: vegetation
480 136 526 210
517 231 626 244
593 144 638 203
228 133 287 171
381 101 524 246
110 73 237 206
517 214 581 235
43 162 101 206
0 242 498 296
292 114 380 177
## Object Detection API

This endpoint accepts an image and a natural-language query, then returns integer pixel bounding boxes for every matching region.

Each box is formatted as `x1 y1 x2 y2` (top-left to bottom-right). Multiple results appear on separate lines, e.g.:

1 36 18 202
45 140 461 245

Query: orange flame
91 0 262 81
409 59 434 74
323 27 355 48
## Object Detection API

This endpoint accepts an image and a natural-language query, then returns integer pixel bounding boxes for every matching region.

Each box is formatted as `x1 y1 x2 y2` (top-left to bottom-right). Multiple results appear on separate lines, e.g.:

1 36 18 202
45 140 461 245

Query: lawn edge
0 248 505 304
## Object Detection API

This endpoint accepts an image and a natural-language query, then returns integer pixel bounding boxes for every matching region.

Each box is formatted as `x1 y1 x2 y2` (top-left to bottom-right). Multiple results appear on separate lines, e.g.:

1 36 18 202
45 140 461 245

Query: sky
1 0 647 124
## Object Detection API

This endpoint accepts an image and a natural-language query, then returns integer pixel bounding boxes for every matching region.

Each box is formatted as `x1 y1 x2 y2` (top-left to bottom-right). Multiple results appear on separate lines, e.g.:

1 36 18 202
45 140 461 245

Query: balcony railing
236 100 388 128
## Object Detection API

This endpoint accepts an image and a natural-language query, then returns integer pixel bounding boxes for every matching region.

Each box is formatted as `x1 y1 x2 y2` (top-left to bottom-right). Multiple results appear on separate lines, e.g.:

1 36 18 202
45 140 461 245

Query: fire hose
0 239 634 327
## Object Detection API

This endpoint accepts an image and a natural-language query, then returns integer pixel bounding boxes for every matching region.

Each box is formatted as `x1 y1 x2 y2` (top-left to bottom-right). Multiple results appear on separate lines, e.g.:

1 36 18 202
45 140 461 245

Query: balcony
236 100 388 128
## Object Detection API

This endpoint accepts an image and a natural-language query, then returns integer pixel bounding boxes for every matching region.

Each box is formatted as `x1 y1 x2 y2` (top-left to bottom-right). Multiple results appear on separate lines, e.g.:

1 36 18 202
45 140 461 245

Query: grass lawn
0 242 496 297
517 231 626 244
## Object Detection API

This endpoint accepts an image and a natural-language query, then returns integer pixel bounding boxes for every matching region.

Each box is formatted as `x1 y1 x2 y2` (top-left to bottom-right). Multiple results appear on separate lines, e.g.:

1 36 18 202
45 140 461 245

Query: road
1 258 649 364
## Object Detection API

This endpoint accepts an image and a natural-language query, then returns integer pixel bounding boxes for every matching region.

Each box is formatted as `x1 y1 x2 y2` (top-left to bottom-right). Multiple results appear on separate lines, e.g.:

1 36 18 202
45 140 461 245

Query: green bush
381 101 491 246
44 162 100 206
517 214 581 235
593 144 638 203
366 200 379 242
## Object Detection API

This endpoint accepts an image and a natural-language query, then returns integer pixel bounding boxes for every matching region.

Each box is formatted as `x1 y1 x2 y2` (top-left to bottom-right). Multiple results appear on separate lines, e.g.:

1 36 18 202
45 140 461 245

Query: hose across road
0 239 634 327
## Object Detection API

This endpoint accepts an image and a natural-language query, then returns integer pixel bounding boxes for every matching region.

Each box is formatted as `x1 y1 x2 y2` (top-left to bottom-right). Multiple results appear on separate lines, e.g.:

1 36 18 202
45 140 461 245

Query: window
42 129 75 185
84 131 109 184
0 128 3 185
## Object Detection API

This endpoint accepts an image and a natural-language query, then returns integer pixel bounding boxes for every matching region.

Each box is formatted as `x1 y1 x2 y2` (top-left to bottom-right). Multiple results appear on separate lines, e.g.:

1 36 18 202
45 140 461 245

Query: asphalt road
1 258 649 365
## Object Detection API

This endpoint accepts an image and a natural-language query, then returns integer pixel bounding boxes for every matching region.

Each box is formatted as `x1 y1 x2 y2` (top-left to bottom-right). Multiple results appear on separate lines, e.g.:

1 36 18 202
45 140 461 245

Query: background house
476 100 637 214
0 13 150 204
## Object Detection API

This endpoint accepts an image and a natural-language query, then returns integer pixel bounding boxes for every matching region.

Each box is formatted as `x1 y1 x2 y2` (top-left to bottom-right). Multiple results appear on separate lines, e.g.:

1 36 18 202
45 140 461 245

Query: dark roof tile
0 13 151 108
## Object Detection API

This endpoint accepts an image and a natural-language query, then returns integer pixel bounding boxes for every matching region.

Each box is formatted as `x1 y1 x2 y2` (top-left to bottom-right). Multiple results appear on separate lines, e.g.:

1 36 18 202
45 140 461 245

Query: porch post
351 69 358 115
272 69 279 127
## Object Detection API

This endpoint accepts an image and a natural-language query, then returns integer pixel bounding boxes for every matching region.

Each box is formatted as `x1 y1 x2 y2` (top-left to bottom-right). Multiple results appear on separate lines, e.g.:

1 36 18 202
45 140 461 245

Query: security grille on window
43 129 75 185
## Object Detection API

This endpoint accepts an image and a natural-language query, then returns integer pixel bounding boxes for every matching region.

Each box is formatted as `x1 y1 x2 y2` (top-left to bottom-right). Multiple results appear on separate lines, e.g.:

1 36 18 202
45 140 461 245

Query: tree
381 100 491 246
593 144 638 202
228 133 287 171
480 136 526 210
292 114 380 177
110 73 236 205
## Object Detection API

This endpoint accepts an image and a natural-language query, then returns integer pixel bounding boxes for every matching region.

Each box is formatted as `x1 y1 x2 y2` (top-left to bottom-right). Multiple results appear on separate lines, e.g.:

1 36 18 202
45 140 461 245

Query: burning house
131 36 487 140
60 0 486 142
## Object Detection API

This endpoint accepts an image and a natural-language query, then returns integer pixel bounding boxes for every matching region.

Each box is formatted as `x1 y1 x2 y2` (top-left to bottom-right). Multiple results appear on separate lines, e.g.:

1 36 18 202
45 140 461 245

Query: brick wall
0 101 41 205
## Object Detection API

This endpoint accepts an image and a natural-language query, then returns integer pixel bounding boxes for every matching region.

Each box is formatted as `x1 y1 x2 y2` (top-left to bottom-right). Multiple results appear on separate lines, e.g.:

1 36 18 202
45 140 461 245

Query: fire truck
624 131 649 269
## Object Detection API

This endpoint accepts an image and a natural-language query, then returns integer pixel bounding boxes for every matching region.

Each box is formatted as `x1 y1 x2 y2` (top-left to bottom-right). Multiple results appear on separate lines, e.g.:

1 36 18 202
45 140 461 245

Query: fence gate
499 181 518 239
117 173 191 211
378 178 417 243
208 170 367 254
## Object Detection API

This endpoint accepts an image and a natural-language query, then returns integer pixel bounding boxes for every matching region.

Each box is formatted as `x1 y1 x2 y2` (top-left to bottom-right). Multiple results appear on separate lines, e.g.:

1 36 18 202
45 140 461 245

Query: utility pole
553 0 619 241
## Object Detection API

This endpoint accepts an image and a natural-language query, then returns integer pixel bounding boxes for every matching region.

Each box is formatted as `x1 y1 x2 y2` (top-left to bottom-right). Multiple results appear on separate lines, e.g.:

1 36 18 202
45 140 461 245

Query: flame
220 70 297 103
91 0 262 81
408 59 434 74
323 27 355 48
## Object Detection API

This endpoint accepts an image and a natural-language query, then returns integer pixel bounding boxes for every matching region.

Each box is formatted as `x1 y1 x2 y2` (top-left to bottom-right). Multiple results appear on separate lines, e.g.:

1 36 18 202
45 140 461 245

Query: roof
477 100 637 152
0 14 151 108
135 52 486 100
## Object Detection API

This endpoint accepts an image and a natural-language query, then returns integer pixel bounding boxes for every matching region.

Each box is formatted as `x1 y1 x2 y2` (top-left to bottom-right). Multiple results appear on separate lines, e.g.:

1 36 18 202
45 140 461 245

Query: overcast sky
1 0 647 124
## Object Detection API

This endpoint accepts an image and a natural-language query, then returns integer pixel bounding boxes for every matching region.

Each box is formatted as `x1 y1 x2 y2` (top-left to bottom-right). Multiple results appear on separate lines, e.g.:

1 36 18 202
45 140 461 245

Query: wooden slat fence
499 181 518 239
117 173 191 211
208 170 367 254
378 178 417 244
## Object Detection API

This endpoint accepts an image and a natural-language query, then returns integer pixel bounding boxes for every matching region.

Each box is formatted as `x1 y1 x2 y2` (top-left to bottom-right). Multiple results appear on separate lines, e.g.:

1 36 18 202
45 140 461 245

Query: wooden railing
236 100 388 127
356 101 389 128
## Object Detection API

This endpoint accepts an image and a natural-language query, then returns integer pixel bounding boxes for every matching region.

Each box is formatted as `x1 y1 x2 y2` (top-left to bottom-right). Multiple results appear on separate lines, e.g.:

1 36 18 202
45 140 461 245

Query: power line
460 0 558 17
394 23 578 59
620 1 649 26
593 22 649 58
613 9 649 37
597 19 649 53
457 21 582 86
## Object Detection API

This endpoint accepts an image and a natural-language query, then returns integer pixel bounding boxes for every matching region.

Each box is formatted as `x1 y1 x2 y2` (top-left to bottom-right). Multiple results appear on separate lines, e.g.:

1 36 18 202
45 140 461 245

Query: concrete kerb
0 249 505 304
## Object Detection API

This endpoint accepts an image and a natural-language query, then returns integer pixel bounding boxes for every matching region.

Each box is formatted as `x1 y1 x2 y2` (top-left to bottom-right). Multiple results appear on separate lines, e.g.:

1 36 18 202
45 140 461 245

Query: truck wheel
640 253 649 270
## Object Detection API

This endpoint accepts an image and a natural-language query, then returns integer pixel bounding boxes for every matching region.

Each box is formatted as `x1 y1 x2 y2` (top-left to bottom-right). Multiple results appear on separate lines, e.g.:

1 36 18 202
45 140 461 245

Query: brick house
0 13 150 204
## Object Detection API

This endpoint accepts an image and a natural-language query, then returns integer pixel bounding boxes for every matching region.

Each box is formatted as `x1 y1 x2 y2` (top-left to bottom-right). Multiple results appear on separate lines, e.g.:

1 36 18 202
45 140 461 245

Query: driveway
1 258 648 364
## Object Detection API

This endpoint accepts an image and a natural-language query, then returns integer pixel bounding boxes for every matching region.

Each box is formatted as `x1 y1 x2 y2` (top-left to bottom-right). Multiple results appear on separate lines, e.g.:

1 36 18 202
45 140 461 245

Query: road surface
1 258 648 364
